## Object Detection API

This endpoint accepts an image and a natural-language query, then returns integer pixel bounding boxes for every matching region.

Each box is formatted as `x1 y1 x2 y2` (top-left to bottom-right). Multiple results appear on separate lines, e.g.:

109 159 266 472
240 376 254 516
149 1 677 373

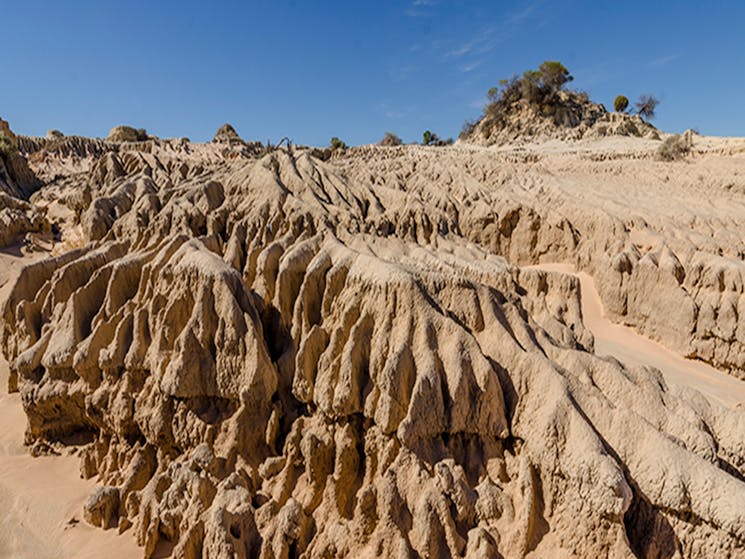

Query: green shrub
614 95 629 112
422 130 453 146
537 61 573 94
0 132 16 160
657 134 690 161
380 132 402 146
483 60 575 124
330 136 347 150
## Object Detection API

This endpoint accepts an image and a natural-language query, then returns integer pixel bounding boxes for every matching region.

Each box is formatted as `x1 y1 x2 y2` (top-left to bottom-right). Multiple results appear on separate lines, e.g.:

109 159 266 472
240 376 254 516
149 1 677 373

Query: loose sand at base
0 249 143 559
528 262 745 409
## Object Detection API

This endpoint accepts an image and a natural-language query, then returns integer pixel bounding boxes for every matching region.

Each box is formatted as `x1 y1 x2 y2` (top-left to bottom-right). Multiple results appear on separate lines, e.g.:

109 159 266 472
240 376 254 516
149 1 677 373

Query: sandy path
0 248 142 559
527 263 745 409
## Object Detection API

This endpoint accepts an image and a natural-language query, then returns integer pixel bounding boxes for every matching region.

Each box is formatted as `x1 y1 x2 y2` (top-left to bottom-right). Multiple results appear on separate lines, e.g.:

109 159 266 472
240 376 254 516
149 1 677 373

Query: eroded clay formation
1 120 745 558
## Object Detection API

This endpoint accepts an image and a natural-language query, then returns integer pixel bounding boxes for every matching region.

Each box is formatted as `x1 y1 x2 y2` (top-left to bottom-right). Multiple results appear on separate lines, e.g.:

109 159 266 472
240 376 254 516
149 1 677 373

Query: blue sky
2 1 744 145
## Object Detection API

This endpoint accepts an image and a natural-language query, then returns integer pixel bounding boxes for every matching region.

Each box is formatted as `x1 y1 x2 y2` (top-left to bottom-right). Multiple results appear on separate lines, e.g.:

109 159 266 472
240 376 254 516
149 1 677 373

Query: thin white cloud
506 3 536 25
460 60 482 73
446 2 541 59
406 0 439 17
648 54 678 68
446 25 497 58
375 103 406 120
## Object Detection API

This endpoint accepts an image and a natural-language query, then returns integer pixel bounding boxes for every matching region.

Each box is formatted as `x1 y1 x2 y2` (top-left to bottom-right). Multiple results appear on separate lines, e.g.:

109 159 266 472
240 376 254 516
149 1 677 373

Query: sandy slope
0 248 142 559
528 262 745 409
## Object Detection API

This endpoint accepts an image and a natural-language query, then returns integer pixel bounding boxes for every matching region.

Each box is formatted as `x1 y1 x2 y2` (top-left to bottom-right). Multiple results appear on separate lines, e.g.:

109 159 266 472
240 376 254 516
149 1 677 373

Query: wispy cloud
446 25 498 58
405 0 439 17
444 1 542 60
375 103 406 120
648 54 678 68
505 3 536 25
460 60 482 73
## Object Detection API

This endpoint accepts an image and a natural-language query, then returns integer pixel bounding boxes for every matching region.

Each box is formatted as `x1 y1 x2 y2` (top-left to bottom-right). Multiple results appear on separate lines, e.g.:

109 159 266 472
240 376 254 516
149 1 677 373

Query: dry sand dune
0 121 744 558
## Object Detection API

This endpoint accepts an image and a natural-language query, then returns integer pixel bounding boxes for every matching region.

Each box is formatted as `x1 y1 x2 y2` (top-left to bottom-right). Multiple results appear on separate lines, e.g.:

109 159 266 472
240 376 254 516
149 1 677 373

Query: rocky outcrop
462 90 660 146
213 123 242 144
0 117 42 199
0 192 50 248
108 126 150 143
0 118 48 246
2 141 745 558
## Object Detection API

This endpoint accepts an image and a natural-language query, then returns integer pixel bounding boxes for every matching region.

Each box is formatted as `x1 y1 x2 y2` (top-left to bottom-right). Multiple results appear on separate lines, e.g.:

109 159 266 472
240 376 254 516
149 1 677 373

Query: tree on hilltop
635 95 659 121
614 95 629 113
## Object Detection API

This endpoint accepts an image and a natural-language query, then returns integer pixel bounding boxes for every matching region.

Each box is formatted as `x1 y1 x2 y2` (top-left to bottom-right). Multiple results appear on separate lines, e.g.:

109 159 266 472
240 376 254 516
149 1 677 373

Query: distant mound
461 62 660 145
212 123 266 157
107 125 149 143
213 122 242 143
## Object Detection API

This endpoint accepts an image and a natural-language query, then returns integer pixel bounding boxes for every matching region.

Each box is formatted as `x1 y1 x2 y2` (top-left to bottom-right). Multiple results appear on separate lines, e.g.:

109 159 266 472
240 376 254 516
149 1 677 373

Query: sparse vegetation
614 95 629 113
535 60 574 93
657 134 690 161
458 61 661 145
635 95 659 122
486 61 573 113
308 136 349 161
330 136 347 150
479 60 587 131
459 119 479 140
422 130 454 146
380 132 402 146
0 131 16 161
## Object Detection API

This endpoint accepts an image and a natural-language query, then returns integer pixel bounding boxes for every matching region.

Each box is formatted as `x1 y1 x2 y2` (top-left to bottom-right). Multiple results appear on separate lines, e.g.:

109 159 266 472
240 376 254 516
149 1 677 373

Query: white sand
528 263 745 409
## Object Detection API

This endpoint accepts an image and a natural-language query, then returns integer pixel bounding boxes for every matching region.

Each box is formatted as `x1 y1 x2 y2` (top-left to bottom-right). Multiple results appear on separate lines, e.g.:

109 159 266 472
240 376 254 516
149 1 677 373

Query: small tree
635 95 659 121
614 95 629 113
330 137 347 150
380 132 402 146
537 61 573 94
422 130 452 146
